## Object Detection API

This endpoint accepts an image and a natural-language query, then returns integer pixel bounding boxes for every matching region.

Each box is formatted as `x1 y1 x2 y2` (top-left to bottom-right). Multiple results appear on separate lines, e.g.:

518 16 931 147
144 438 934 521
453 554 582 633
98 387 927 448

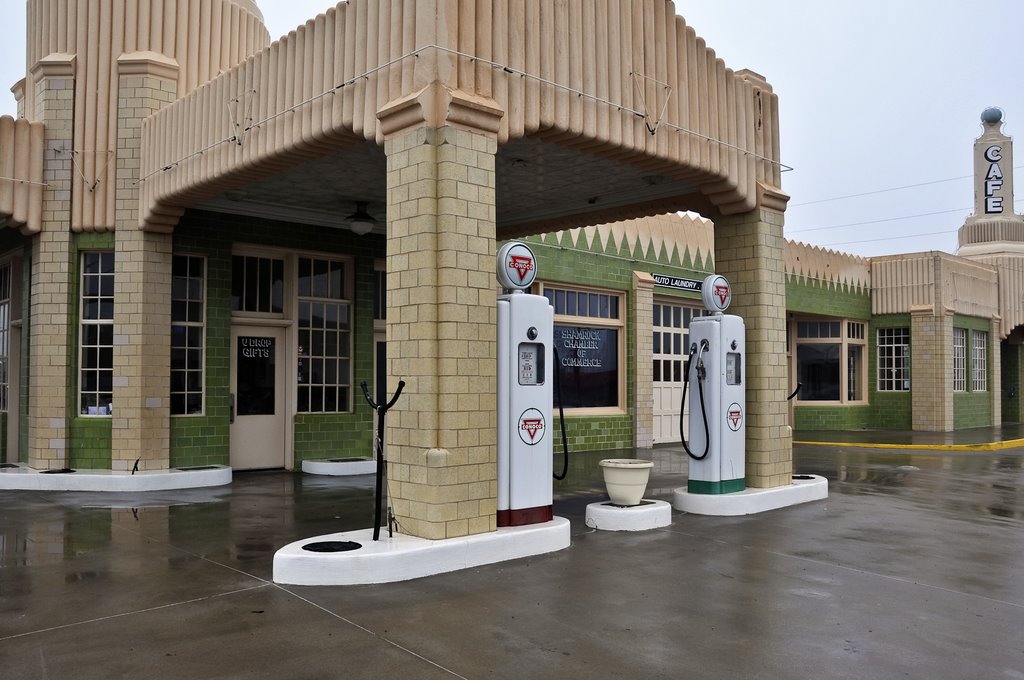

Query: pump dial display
518 343 544 385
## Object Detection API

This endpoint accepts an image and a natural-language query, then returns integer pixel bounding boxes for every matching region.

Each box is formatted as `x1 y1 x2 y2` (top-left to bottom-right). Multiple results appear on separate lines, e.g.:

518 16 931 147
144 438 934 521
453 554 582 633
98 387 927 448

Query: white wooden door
230 326 287 469
653 301 703 444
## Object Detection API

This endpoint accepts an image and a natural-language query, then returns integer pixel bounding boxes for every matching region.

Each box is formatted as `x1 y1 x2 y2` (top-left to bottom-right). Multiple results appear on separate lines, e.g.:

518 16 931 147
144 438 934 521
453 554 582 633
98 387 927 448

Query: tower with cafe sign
958 108 1023 255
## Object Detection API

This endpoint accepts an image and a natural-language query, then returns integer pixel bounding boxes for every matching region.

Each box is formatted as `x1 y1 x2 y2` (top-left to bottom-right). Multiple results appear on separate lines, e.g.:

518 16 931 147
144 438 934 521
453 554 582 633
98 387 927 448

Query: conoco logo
521 419 544 440
508 255 535 283
714 284 730 306
727 402 742 431
517 408 546 445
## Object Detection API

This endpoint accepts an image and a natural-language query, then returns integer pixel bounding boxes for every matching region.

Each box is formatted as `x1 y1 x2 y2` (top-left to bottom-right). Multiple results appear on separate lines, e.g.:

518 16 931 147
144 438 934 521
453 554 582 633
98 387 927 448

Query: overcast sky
2 0 1022 258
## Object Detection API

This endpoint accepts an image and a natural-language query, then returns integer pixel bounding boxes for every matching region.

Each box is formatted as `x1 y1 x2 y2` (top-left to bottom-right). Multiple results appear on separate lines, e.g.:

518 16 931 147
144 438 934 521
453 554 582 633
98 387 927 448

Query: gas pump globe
496 243 554 526
683 274 746 494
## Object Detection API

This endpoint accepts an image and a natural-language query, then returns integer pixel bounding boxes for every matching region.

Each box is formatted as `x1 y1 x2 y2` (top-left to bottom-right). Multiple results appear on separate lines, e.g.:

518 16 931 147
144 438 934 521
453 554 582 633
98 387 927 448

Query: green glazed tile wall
517 231 714 453
18 241 31 463
1001 341 1023 423
952 315 994 429
68 232 114 468
0 233 34 464
778 264 871 431
867 315 913 429
793 405 874 431
786 273 871 320
171 210 382 469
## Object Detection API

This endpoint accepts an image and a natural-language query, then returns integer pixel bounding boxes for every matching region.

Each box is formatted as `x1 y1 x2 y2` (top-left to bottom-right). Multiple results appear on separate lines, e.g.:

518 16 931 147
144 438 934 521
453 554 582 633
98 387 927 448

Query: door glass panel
237 336 276 415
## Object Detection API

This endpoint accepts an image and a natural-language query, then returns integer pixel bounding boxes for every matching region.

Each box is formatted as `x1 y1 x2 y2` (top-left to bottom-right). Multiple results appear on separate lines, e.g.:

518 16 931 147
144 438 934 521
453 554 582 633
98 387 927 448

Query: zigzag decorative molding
545 212 715 271
534 214 872 296
785 239 870 293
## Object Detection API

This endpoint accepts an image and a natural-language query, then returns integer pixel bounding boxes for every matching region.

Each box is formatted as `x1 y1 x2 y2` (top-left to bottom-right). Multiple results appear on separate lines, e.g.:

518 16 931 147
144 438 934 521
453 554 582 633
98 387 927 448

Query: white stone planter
598 459 654 506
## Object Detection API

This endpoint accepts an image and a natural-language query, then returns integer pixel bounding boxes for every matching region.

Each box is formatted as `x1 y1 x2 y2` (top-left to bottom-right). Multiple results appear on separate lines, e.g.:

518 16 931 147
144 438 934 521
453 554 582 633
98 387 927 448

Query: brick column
713 206 791 488
910 305 954 432
382 125 499 539
632 272 655 449
27 56 76 470
111 54 179 470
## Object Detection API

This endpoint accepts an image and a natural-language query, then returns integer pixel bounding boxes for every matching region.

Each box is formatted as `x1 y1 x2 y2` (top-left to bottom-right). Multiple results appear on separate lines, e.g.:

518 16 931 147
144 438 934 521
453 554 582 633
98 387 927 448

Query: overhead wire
788 166 1024 208
789 198 1023 249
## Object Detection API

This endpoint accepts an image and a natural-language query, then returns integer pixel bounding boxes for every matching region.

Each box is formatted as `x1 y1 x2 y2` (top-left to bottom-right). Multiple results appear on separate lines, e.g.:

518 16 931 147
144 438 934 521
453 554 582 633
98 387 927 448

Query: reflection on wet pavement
1 443 1023 679
797 446 1024 524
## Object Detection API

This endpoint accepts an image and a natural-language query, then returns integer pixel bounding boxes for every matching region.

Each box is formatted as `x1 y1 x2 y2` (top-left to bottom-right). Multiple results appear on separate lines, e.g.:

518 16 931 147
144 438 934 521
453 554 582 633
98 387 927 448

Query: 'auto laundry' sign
651 273 702 291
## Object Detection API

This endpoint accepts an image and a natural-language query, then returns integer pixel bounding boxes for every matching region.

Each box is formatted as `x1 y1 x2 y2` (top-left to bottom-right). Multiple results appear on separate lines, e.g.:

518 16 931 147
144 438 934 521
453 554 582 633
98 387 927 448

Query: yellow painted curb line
793 438 1024 452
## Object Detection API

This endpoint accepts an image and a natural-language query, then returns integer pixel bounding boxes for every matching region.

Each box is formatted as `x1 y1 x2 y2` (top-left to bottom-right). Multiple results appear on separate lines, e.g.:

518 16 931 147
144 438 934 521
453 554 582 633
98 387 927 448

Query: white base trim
273 517 571 586
585 499 672 531
301 458 377 476
673 475 828 516
0 464 232 491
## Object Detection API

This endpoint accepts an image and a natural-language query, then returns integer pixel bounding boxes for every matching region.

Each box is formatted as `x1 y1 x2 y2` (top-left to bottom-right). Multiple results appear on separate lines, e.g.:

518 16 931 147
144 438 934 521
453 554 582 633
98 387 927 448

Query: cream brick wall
27 73 75 469
385 127 498 540
713 208 791 488
632 272 655 449
110 67 178 471
111 229 172 470
911 307 954 432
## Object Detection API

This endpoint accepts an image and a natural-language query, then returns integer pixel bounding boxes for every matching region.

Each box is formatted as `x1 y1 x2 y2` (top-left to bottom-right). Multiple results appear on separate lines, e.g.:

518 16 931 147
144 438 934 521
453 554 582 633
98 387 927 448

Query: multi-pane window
542 284 624 410
171 256 205 415
297 257 352 413
794 318 865 402
653 303 703 384
877 327 911 392
972 330 988 392
0 262 9 413
952 328 967 392
231 255 284 314
80 252 114 415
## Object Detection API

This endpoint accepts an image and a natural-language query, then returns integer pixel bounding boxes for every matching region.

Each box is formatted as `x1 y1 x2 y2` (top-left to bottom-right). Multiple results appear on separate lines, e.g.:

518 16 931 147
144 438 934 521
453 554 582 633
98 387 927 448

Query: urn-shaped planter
598 459 654 506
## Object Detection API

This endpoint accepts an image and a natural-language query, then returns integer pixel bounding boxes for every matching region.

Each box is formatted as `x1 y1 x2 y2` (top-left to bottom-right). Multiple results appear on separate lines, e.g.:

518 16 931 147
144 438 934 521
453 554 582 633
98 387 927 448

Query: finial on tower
981 107 1004 127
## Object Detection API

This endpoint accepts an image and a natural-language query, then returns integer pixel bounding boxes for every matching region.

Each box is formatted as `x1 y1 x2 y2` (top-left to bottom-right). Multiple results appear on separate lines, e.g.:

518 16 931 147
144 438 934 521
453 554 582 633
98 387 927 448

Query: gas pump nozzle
695 339 709 382
680 340 711 461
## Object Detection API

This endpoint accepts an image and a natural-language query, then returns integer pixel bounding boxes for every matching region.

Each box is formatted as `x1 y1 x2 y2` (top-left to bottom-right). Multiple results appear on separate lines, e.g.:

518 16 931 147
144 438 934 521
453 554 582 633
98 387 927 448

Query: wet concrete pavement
795 423 1024 448
2 444 1023 679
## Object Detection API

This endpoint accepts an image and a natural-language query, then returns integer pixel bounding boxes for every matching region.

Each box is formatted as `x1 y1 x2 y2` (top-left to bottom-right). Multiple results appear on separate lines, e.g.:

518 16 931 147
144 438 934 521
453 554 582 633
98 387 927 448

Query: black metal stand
360 379 405 541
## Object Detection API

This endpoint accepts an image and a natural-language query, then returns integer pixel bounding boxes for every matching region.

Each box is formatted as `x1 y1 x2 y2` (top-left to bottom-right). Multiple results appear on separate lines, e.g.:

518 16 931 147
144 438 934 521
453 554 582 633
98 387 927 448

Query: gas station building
0 1 1021 540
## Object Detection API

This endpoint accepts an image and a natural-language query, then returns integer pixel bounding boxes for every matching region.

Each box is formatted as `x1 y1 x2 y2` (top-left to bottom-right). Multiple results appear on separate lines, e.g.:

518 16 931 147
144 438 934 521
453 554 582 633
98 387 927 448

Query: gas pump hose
553 344 570 480
680 343 711 461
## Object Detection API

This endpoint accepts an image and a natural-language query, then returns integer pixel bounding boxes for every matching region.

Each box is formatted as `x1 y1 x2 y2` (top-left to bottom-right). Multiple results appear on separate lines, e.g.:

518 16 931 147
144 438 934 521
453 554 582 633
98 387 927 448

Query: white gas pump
496 242 554 526
681 274 746 494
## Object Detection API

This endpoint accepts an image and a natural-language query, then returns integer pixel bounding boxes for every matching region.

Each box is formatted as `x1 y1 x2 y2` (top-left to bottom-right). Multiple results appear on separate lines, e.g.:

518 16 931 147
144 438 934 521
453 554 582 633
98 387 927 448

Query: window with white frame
877 327 910 392
952 328 967 392
847 321 866 401
793 318 866 403
541 284 624 410
297 257 352 413
972 330 988 392
171 256 205 415
80 252 115 415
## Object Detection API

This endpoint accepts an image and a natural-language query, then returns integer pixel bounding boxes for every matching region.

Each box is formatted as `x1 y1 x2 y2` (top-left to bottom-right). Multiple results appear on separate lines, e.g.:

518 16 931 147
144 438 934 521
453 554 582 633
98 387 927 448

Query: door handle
229 393 235 424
